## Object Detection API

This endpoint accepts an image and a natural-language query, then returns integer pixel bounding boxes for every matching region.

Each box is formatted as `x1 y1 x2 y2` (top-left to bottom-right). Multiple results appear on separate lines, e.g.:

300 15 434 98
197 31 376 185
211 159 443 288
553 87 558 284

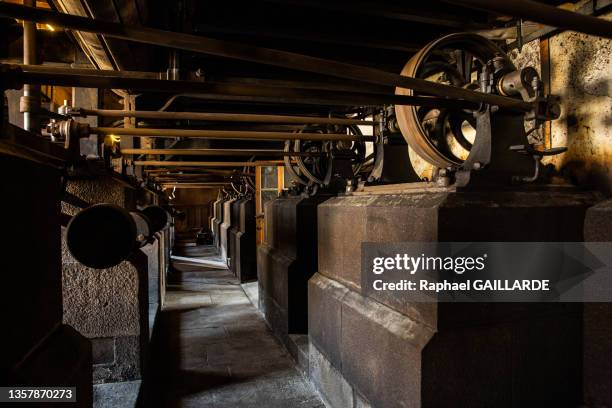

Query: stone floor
150 246 324 408
93 380 141 408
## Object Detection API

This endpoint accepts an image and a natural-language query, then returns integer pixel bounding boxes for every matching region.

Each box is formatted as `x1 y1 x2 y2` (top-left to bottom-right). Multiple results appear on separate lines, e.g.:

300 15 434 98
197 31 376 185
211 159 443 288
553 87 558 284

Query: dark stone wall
229 198 244 274
61 177 162 384
220 198 236 260
230 198 257 282
258 194 329 350
583 199 612 407
0 153 92 406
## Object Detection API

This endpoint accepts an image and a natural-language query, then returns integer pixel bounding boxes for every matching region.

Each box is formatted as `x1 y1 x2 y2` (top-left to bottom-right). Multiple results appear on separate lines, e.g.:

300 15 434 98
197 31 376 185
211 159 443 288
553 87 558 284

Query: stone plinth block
311 187 600 407
583 199 612 407
257 194 329 351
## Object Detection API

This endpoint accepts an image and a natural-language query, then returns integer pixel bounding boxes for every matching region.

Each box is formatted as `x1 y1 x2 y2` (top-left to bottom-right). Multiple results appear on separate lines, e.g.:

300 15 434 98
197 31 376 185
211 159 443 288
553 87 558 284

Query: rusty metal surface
121 148 320 157
81 109 377 126
93 127 373 142
395 33 513 168
133 160 287 167
6 64 476 108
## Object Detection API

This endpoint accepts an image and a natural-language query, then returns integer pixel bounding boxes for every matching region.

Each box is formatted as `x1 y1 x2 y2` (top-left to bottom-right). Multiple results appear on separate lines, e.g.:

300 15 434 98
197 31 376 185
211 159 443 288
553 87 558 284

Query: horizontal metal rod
444 0 612 39
18 63 163 79
145 168 247 175
5 64 474 109
15 63 389 94
121 148 322 157
0 3 532 111
154 178 226 183
93 127 372 141
82 108 377 126
135 161 286 167
150 174 229 179
160 184 227 189
161 182 229 186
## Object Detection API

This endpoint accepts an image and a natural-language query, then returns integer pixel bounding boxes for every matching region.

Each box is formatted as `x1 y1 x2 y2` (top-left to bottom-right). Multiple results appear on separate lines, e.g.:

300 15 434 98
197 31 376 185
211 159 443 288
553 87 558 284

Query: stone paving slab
154 246 323 408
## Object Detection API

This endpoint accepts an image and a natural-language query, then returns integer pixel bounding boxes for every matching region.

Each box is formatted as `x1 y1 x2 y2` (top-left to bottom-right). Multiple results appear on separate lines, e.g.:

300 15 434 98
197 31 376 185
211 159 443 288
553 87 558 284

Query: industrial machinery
3 1 610 407
394 32 563 188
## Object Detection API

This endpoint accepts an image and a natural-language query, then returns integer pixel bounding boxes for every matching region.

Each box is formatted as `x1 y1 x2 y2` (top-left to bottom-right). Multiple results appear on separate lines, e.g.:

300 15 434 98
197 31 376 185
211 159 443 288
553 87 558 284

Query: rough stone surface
62 260 140 338
308 274 345 370
92 337 115 365
311 189 599 407
213 198 226 248
93 380 141 408
141 240 160 340
584 199 612 241
61 177 157 384
354 392 372 408
583 199 612 407
61 177 134 216
220 198 237 260
309 344 353 408
547 12 612 193
309 274 432 408
93 335 141 384
258 195 329 355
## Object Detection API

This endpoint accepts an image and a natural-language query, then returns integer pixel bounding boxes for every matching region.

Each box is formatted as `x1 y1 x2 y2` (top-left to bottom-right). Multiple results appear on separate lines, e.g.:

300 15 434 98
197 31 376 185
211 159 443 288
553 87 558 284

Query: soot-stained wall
511 10 612 194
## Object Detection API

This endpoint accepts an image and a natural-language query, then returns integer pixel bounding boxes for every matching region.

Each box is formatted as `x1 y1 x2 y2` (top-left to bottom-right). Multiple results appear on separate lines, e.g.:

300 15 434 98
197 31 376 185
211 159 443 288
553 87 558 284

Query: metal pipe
154 178 226 183
5 64 476 109
93 127 373 141
150 174 229 179
121 148 322 157
22 0 39 133
145 168 242 175
81 108 377 126
443 0 612 39
66 204 152 269
160 184 229 189
141 205 171 232
134 161 287 167
160 182 229 186
16 63 387 93
0 3 534 111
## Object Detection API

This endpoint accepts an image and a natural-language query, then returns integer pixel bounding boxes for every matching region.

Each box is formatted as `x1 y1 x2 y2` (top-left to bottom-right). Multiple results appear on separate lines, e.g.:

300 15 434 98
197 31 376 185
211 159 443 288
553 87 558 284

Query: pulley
394 33 563 186
283 123 373 193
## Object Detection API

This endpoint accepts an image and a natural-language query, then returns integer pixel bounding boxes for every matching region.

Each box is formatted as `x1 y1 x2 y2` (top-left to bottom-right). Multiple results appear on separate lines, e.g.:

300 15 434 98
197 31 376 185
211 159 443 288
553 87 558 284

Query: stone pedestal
210 199 225 247
220 198 237 261
258 194 330 351
309 187 600 408
228 198 244 274
235 198 257 282
61 177 161 385
212 198 225 248
1 154 92 406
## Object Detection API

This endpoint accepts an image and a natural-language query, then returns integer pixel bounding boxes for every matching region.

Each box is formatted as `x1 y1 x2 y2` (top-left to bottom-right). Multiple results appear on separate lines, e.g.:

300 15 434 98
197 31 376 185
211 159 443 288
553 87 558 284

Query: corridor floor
153 245 323 408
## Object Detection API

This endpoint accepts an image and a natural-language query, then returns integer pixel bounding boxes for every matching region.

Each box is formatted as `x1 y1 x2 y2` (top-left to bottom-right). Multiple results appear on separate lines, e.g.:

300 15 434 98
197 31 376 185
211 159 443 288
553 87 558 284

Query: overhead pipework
2 0 607 194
